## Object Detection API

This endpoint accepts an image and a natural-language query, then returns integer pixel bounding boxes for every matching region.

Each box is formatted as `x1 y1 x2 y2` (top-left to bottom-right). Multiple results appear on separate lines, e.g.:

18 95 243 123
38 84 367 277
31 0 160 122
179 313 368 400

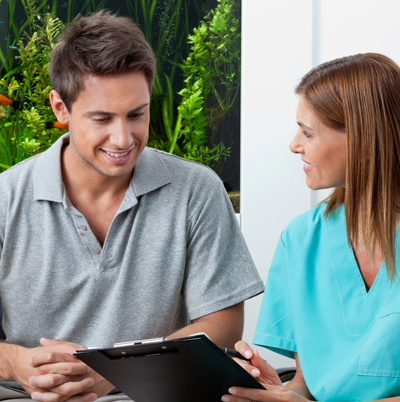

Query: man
0 10 264 402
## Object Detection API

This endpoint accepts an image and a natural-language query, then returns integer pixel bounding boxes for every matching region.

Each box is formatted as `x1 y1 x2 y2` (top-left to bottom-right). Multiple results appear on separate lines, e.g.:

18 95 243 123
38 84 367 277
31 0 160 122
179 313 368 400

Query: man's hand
8 337 94 401
12 338 114 402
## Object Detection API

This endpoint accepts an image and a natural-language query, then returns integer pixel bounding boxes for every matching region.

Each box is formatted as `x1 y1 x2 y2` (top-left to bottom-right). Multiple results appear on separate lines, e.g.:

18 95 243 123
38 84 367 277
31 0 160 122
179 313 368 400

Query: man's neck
61 144 133 246
61 143 132 203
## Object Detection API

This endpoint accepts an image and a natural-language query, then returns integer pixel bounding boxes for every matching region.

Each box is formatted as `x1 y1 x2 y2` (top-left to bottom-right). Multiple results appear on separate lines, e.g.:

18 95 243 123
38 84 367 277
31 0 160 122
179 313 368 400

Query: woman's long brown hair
296 53 400 280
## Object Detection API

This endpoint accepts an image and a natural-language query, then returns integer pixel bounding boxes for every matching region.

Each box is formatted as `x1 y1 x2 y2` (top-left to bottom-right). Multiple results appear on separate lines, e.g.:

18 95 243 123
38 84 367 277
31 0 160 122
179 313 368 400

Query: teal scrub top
253 203 400 401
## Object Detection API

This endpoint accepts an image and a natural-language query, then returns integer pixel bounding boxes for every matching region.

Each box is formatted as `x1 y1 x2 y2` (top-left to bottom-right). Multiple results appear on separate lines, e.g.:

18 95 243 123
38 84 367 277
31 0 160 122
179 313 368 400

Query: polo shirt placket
62 192 139 270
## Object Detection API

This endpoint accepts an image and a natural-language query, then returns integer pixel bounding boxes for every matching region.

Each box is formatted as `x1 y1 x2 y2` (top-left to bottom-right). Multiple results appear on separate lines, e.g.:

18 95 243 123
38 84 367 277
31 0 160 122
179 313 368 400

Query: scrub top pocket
358 302 400 377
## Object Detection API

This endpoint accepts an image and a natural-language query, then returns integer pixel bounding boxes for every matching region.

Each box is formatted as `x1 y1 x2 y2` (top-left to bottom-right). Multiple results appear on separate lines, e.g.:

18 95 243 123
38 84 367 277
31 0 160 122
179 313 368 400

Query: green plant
0 1 64 172
149 0 240 166
176 0 240 165
126 0 206 97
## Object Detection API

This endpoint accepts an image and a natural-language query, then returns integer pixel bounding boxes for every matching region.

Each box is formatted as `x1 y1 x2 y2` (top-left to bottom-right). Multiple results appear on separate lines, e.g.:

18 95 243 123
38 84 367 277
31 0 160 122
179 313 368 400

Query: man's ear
49 90 69 124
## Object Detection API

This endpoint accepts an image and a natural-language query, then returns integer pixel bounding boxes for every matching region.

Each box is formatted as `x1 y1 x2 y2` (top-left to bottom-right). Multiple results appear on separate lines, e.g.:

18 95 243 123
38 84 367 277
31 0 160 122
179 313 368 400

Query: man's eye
129 112 145 119
94 118 110 123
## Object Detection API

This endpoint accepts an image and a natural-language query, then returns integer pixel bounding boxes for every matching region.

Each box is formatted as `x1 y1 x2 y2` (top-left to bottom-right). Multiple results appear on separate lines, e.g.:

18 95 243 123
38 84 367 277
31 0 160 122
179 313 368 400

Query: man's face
60 72 151 178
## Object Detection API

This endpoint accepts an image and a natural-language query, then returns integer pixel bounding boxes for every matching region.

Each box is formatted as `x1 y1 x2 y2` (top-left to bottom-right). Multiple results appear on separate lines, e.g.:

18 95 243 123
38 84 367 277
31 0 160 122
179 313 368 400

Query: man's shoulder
0 155 40 197
147 147 222 186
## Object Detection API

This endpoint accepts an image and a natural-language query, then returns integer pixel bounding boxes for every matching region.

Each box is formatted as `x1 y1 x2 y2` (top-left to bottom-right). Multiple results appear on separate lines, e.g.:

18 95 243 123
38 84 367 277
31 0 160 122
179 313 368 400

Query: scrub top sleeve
183 179 264 320
253 232 296 359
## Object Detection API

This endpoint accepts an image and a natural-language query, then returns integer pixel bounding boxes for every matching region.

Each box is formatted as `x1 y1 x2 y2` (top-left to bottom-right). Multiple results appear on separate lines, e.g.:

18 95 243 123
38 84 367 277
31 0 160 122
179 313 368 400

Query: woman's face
289 96 347 190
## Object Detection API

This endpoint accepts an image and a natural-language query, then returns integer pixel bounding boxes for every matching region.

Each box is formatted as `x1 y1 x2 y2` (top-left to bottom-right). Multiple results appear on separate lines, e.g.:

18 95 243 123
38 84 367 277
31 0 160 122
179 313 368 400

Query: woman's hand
221 384 311 402
222 342 312 402
233 341 282 387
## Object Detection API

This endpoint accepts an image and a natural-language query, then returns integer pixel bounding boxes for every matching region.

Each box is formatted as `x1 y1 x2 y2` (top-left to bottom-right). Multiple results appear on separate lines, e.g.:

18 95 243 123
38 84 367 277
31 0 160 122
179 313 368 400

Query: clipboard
74 333 266 402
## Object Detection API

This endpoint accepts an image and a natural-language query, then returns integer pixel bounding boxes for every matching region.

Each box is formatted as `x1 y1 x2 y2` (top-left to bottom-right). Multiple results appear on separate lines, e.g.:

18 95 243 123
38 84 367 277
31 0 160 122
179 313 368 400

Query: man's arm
0 339 96 402
167 302 244 349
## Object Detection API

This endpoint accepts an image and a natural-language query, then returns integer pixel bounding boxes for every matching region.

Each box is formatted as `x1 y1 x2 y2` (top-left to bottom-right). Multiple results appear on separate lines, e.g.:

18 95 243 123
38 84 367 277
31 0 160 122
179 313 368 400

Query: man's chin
85 161 134 179
98 168 134 179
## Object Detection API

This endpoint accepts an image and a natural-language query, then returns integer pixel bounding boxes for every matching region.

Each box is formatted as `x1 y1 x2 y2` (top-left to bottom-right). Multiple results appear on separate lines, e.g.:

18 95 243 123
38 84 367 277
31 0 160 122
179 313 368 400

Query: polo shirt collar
130 147 171 197
33 133 68 202
33 134 171 202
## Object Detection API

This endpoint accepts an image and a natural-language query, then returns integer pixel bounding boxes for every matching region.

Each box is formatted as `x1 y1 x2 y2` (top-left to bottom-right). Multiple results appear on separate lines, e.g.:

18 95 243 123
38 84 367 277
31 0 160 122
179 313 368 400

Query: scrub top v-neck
253 203 400 402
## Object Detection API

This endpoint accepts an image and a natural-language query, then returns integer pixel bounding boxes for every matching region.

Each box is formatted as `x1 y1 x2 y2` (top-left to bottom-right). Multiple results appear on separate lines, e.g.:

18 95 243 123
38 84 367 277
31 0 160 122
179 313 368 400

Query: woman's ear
49 90 69 124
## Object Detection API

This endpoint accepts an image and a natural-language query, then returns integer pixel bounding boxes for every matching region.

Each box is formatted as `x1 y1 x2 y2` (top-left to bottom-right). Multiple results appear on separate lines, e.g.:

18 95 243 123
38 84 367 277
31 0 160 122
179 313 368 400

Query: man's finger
50 377 94 398
35 362 91 376
29 374 72 389
31 391 97 402
31 352 78 367
40 338 63 347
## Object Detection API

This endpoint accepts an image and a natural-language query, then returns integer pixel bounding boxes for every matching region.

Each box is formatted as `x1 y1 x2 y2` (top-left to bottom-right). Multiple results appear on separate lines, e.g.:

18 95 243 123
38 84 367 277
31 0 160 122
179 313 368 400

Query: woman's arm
285 353 314 399
224 343 400 402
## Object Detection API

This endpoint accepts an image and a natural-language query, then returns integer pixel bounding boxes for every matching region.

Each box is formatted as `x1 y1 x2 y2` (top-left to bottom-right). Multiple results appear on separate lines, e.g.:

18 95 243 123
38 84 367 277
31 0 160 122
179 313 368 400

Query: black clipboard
74 334 265 402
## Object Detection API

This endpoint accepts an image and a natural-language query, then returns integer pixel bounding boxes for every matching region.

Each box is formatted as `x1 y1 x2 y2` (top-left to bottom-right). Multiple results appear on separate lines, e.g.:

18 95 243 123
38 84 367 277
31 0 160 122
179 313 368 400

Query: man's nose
110 119 132 149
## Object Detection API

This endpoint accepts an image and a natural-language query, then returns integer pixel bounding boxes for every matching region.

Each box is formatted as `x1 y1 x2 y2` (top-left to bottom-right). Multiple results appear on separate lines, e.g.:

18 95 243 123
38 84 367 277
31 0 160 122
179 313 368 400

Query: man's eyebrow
85 103 150 116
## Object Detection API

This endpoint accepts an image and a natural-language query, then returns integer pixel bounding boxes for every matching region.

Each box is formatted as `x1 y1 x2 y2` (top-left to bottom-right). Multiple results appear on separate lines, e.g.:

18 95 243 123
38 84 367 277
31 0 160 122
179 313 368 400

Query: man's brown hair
296 53 400 280
48 10 156 112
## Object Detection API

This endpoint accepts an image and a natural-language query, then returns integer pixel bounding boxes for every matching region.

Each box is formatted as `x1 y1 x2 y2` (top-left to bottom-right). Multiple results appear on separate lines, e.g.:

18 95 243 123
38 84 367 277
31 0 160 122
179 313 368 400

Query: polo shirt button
81 225 88 231
94 248 101 255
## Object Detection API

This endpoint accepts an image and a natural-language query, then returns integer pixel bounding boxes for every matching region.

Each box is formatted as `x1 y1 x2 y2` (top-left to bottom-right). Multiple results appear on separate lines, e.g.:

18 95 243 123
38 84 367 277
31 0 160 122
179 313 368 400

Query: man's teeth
106 151 129 158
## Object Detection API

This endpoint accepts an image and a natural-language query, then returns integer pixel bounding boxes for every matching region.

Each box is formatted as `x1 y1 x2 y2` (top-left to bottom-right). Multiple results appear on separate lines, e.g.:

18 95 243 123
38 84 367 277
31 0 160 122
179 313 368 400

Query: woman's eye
303 130 313 138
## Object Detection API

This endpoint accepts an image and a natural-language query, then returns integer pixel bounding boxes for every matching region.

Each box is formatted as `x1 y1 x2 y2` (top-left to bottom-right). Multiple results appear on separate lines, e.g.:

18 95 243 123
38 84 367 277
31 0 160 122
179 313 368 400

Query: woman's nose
289 130 303 154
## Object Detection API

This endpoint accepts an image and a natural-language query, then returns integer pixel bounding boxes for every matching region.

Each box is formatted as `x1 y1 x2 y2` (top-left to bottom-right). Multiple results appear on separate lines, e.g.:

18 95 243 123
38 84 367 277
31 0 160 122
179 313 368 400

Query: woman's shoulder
281 202 338 246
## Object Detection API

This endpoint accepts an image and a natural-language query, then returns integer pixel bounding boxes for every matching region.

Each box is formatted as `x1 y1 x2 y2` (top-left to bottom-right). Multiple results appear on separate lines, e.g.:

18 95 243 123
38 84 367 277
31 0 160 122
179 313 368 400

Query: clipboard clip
103 339 180 359
113 337 166 347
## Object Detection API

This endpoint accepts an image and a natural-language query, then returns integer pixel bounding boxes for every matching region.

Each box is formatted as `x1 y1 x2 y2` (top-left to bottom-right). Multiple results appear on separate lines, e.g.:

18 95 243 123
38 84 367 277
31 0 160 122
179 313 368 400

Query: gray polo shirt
0 134 264 349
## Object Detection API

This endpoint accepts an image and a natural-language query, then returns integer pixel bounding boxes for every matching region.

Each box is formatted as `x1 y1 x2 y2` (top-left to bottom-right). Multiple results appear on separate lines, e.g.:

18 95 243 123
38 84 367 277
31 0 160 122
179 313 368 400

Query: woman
222 53 400 402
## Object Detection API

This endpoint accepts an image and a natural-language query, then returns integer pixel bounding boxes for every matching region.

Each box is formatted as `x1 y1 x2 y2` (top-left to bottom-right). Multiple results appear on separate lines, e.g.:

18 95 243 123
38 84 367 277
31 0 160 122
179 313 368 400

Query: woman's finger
235 341 254 360
221 394 254 402
232 358 261 378
223 385 307 402
223 386 278 402
249 350 282 387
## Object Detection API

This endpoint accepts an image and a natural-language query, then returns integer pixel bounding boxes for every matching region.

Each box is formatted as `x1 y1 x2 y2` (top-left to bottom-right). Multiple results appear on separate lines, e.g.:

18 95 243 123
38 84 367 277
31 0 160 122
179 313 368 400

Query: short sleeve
183 179 264 320
0 186 5 257
253 232 296 359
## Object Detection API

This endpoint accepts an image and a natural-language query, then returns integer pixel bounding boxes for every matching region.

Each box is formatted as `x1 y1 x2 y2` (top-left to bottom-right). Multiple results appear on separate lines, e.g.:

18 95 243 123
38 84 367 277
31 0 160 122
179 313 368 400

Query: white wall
241 0 313 369
241 0 400 369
